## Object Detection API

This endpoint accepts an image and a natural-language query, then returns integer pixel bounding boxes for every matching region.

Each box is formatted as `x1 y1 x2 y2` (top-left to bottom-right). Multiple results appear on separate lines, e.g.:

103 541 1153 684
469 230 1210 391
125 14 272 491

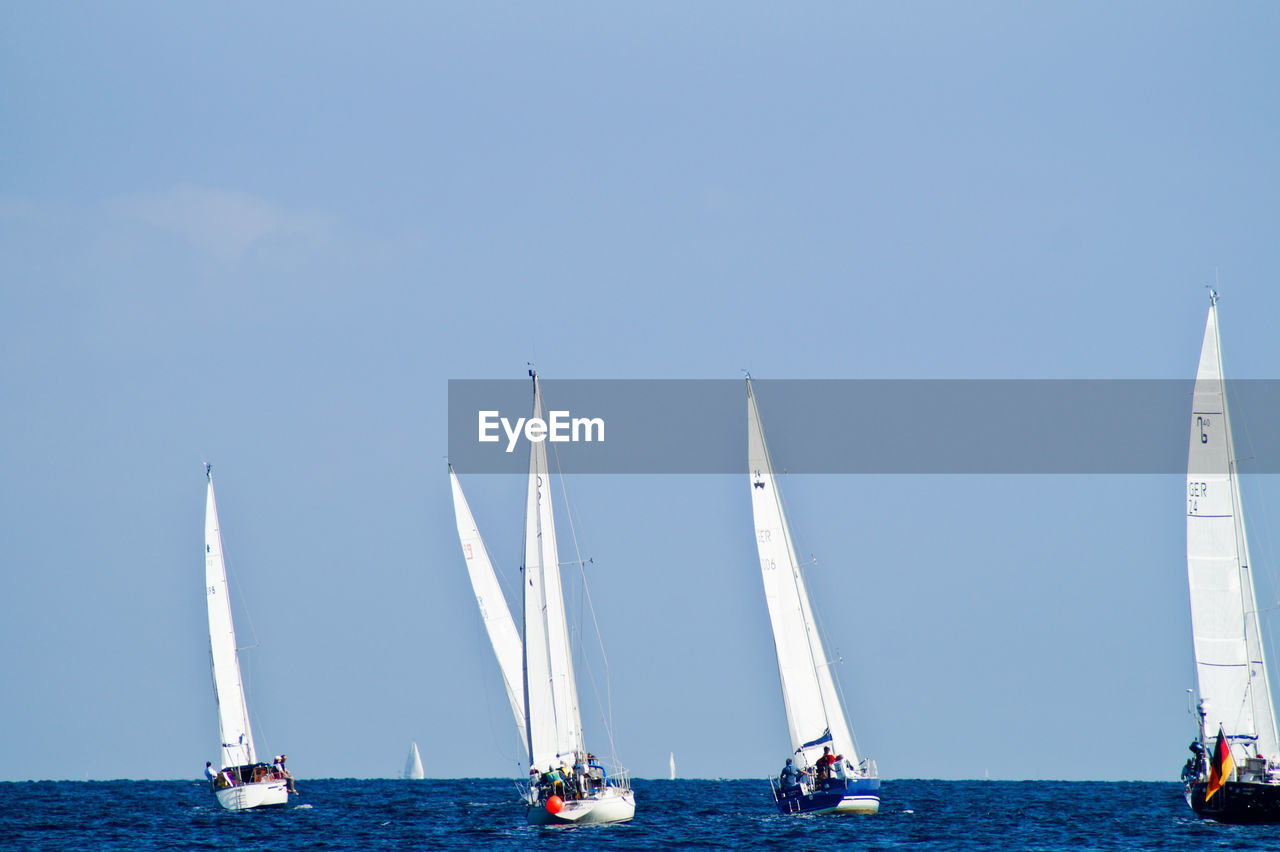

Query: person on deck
204 762 216 783
545 766 565 800
779 758 811 791
279 754 298 794
815 747 837 783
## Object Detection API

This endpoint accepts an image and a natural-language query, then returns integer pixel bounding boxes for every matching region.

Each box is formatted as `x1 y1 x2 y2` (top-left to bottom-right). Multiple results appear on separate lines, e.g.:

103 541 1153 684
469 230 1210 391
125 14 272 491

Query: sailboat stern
213 779 289 811
775 776 881 816
1188 779 1280 824
526 785 636 826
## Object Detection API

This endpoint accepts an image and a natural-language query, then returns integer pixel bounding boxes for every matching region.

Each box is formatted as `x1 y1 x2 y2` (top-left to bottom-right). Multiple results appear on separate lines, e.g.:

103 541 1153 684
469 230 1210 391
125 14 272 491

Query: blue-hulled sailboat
747 378 880 815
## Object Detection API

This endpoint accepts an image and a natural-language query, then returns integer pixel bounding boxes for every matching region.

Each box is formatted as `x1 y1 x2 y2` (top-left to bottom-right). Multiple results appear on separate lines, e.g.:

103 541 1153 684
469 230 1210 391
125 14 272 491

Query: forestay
747 380 858 767
1187 297 1280 760
450 466 528 757
204 471 257 769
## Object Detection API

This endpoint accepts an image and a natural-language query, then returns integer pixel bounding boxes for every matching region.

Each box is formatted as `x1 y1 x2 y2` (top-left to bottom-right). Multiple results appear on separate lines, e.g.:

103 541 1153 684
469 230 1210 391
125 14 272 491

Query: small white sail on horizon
404 742 425 780
669 752 675 781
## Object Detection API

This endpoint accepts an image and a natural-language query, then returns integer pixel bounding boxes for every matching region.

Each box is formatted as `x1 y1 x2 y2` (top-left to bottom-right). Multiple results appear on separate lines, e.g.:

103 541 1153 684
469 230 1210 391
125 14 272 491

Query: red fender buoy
546 795 564 814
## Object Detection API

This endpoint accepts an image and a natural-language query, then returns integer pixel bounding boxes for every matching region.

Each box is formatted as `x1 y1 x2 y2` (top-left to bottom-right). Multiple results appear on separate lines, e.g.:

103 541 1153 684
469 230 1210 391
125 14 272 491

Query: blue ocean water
0 778 1274 851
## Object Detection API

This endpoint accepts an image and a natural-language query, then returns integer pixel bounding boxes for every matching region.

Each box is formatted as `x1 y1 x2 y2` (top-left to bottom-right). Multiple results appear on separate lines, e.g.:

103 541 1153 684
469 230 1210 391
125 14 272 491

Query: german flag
1205 726 1235 802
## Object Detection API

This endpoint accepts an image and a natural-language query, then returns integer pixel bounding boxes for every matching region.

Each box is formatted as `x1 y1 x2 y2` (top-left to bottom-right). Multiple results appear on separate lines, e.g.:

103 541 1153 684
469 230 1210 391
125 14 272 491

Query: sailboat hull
526 786 636 826
775 777 880 815
213 779 289 811
1187 780 1280 824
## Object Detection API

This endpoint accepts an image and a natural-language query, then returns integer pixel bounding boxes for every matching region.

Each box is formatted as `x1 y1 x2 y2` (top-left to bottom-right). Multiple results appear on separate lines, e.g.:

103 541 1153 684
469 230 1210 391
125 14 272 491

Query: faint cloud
110 184 333 259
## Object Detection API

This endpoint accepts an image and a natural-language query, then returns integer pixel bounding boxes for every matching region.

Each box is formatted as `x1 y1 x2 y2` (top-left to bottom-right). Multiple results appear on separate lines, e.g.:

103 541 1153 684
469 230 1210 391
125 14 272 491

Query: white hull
526 787 636 826
214 779 289 811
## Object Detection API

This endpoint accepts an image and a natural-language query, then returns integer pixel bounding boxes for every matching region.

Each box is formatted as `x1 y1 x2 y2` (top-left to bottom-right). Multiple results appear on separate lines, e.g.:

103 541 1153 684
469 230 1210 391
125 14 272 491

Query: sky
2 2 1279 783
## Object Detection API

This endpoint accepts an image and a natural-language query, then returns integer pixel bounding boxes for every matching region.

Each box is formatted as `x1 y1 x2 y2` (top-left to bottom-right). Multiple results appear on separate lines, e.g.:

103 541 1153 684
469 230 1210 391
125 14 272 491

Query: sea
0 778 1273 851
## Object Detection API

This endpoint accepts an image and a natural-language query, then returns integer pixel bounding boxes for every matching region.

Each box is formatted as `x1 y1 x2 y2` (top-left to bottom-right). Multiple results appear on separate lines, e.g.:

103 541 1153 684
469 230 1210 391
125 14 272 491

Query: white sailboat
747 378 880 815
669 752 676 781
450 370 635 826
203 465 291 811
404 742 425 780
1182 290 1280 823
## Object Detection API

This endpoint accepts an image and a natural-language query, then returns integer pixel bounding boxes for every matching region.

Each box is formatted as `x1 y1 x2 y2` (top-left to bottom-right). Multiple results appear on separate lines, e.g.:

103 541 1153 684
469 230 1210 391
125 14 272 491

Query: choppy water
0 778 1274 850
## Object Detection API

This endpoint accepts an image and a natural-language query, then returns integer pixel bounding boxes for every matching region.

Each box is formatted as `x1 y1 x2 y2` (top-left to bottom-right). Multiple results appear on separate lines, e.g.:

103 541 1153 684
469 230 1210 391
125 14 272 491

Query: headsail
204 467 256 769
747 379 858 767
450 466 528 757
1187 294 1280 760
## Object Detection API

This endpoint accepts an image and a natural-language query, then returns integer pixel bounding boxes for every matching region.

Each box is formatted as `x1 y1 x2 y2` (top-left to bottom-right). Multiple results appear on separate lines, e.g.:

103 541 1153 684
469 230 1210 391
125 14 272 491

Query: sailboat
1182 290 1280 823
450 370 636 826
747 378 880 815
203 465 292 811
404 742 425 780
669 752 676 781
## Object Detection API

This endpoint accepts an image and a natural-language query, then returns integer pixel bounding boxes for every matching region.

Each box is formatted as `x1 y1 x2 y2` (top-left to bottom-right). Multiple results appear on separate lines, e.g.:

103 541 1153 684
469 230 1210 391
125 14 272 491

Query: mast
747 379 858 766
450 464 529 758
1187 291 1280 760
204 465 256 768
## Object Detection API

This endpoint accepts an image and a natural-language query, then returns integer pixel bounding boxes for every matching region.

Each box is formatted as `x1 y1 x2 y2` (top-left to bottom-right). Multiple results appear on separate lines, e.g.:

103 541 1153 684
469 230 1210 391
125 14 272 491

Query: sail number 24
1188 481 1209 515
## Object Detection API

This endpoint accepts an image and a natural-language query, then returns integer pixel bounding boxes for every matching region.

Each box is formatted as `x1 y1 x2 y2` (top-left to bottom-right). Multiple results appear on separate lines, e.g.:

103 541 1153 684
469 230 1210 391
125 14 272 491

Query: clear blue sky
3 2 1279 782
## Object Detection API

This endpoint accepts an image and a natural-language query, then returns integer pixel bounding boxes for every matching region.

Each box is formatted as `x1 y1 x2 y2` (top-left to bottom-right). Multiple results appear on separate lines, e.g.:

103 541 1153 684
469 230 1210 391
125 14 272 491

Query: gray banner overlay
447 380 1280 474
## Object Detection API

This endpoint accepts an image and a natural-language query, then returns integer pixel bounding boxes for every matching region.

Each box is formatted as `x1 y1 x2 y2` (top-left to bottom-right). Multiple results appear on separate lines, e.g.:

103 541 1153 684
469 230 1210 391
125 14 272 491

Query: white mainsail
522 376 585 769
404 741 425 780
450 466 529 756
747 379 858 768
669 752 676 781
204 468 256 769
1187 294 1280 760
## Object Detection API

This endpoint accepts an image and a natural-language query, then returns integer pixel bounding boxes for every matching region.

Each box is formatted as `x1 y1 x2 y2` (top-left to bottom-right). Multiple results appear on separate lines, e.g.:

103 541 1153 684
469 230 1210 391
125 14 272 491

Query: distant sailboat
451 370 636 826
1182 291 1280 823
203 465 292 811
747 378 880 815
404 742 425 780
669 752 676 781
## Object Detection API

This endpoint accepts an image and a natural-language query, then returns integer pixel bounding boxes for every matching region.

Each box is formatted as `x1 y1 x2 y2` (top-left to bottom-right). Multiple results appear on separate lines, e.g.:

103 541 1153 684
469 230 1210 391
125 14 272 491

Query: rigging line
219 531 263 758
1230 383 1280 721
222 540 262 654
549 435 620 761
1215 308 1280 750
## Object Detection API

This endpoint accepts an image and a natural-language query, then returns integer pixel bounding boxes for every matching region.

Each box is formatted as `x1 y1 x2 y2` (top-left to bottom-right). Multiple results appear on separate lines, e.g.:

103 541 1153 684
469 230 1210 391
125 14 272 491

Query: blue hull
1188 780 1280 824
775 776 881 815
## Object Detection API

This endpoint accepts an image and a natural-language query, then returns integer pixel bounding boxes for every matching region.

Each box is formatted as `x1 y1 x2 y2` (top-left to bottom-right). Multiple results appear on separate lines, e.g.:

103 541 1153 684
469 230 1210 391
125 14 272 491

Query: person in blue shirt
779 758 811 791
204 762 216 783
